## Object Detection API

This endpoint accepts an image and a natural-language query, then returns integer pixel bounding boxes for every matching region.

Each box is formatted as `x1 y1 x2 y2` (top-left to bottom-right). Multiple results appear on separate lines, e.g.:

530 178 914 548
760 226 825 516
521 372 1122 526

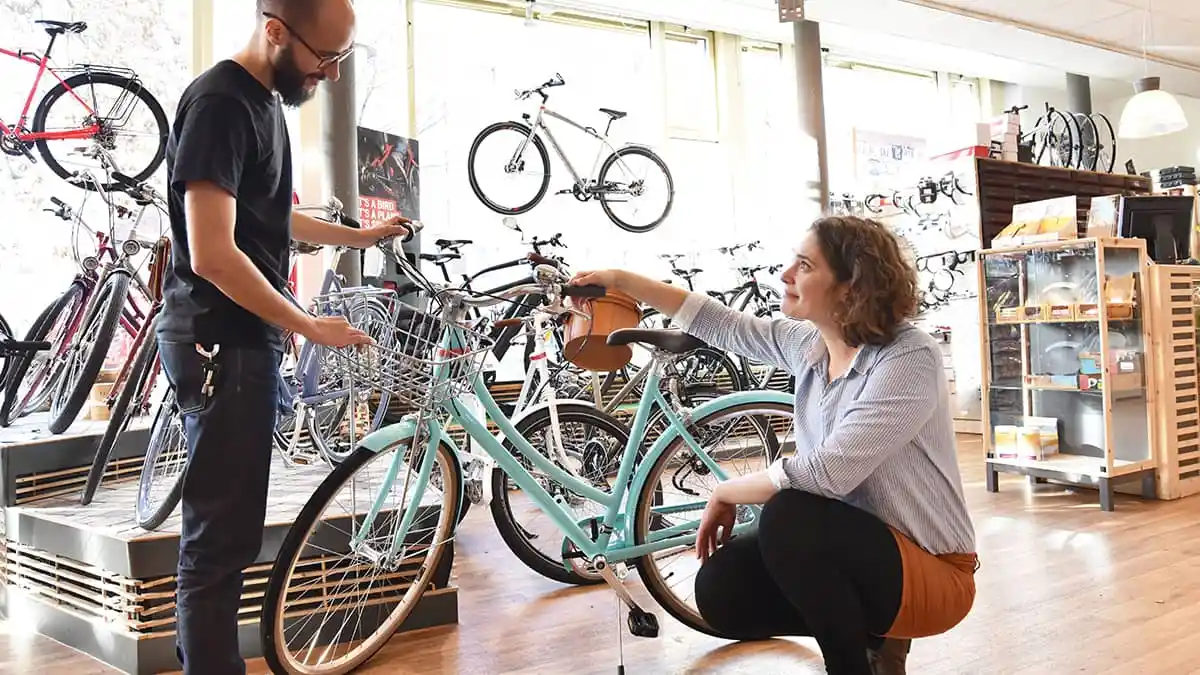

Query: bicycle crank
593 556 659 639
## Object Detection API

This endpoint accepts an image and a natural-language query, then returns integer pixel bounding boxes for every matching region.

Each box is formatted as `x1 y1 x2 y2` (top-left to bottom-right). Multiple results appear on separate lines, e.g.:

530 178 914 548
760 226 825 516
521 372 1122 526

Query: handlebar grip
563 284 606 298
493 318 526 329
341 214 361 229
50 197 67 208
526 252 559 267
112 171 137 187
403 220 424 243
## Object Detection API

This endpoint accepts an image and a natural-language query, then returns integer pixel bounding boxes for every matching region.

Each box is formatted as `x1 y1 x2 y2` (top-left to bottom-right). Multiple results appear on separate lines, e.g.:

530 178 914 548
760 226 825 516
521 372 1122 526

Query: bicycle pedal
627 608 659 638
555 188 573 195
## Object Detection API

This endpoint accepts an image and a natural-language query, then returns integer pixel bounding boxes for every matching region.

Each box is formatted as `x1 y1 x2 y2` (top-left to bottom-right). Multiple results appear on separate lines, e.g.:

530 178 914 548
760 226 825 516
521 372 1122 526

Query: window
736 41 801 252
0 0 190 331
413 1 664 275
823 61 940 193
664 29 718 139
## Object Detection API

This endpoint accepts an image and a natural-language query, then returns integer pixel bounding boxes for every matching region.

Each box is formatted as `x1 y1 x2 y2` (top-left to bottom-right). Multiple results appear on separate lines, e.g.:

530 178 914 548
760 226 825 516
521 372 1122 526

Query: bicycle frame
353 324 788 567
516 106 633 190
0 40 99 143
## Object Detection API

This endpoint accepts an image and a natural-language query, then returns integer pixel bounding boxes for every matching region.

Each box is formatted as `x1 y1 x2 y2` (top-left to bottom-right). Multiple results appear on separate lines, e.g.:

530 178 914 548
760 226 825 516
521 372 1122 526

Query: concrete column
1066 73 1092 114
323 52 361 285
791 20 829 216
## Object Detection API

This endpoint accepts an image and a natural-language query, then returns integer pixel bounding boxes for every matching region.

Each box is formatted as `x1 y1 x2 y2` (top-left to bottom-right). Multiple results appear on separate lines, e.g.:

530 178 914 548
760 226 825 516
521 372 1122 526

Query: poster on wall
852 129 926 190
357 126 420 226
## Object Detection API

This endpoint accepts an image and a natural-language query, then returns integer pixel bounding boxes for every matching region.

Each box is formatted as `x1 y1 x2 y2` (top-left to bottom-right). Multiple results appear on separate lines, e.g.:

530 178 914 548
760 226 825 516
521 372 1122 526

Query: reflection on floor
4 435 1200 674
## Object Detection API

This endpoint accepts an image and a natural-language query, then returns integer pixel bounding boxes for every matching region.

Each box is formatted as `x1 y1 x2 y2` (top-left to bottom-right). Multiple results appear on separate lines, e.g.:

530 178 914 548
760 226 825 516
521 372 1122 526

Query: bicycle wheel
1032 108 1077 169
32 72 169 191
597 145 674 234
490 403 630 585
632 399 794 636
1089 112 1117 174
261 436 459 674
467 121 551 215
1074 113 1100 172
134 388 185 530
48 272 130 434
0 314 12 389
82 318 161 505
1 281 88 427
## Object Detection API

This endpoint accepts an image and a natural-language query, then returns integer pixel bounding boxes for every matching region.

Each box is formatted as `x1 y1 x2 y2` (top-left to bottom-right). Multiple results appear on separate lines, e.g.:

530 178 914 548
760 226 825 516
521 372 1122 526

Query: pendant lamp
1117 76 1189 139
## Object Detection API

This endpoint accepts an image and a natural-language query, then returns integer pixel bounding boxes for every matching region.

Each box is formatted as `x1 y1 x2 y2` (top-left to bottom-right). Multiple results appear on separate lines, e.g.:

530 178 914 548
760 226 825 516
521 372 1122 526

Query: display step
1 455 457 674
0 411 151 507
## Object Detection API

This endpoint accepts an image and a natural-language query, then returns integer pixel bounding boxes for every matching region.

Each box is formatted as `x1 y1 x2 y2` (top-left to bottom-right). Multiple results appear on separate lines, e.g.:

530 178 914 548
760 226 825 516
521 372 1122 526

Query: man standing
156 2 408 672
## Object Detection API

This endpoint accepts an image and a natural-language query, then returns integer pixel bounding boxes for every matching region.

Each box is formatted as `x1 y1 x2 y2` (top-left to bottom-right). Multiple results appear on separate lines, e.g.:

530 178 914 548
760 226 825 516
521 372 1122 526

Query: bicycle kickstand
593 555 659 639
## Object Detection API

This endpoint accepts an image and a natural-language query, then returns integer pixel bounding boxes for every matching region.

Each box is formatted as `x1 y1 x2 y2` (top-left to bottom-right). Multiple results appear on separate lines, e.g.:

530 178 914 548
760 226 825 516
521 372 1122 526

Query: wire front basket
312 287 493 410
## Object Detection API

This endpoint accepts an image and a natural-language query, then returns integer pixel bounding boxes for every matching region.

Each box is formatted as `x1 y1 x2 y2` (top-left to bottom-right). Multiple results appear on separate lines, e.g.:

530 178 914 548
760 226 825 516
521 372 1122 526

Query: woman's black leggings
694 489 904 675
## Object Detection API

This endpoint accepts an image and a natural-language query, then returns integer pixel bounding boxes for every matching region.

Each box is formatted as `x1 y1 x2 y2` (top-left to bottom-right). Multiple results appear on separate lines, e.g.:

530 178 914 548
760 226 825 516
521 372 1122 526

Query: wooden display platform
0 451 457 674
0 412 150 506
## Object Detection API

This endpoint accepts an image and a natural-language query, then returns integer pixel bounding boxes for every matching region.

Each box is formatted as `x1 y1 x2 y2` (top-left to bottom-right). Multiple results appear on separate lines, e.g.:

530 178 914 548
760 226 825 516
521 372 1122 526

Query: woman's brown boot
867 638 911 675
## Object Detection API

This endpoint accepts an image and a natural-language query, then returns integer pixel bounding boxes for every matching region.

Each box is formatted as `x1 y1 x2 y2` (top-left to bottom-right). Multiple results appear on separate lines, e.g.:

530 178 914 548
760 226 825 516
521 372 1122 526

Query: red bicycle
0 19 169 191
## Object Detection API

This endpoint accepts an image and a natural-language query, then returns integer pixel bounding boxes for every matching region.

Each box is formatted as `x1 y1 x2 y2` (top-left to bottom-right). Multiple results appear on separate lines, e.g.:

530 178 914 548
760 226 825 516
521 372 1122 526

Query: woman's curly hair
810 215 918 347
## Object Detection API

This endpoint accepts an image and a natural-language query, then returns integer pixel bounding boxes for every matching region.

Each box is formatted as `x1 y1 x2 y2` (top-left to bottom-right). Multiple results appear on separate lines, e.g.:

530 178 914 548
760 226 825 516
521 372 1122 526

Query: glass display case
977 238 1158 511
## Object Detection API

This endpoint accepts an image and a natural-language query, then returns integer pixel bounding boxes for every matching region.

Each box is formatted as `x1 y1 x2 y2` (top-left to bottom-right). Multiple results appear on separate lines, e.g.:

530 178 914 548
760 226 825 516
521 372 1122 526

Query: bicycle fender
625 389 795 523
506 398 601 431
357 417 460 456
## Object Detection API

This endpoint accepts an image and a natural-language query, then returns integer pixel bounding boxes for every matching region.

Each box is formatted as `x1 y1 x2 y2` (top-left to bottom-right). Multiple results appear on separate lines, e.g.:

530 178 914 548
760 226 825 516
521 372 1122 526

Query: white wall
1097 94 1200 172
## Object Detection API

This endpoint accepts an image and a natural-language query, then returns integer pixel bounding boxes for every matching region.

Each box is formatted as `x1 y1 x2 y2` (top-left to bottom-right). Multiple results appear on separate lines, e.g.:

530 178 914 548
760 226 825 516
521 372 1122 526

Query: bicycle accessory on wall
918 176 938 204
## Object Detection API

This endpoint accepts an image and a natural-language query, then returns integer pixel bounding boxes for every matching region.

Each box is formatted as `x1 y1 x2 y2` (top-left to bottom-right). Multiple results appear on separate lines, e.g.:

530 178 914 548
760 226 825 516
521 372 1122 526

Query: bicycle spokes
470 125 548 212
39 77 163 178
597 151 671 231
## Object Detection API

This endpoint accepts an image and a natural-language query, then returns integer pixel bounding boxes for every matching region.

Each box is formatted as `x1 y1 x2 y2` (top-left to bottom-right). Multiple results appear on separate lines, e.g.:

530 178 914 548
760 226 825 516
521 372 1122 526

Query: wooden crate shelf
1147 265 1200 499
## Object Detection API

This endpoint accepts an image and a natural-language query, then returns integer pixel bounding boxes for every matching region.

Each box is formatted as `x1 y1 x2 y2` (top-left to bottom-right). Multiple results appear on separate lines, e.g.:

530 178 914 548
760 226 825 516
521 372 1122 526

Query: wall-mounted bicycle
0 19 169 190
467 74 674 234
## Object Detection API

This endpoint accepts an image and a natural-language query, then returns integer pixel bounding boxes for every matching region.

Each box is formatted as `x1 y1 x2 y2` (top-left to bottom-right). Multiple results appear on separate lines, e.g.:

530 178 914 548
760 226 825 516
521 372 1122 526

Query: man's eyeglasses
262 12 354 70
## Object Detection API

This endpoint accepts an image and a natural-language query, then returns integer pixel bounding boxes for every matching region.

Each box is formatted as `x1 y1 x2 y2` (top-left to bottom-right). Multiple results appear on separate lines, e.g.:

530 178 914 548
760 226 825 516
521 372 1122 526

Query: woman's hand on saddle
695 494 736 563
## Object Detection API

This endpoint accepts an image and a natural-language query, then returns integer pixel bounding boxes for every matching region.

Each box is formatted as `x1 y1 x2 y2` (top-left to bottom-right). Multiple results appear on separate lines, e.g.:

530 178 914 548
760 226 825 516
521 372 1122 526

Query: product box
993 196 1079 247
1086 194 1123 239
1023 416 1060 459
994 425 1019 458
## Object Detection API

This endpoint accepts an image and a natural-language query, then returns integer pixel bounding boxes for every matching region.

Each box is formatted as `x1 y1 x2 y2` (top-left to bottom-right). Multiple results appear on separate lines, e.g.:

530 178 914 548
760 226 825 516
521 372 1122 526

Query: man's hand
302 316 373 348
354 215 413 248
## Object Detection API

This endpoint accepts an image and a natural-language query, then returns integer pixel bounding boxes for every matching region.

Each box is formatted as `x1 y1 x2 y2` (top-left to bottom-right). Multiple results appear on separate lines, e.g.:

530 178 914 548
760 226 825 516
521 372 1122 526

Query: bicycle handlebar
515 73 566 102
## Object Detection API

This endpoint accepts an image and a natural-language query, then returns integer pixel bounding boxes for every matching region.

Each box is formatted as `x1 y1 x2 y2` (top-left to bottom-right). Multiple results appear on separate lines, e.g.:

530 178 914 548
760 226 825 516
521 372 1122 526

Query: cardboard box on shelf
1024 416 1060 459
994 195 1079 247
994 425 1019 458
1086 194 1123 239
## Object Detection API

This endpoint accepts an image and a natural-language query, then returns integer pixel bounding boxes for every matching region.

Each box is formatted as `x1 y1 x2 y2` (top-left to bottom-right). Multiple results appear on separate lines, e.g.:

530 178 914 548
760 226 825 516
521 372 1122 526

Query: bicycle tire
1089 112 1117 174
633 398 791 637
467 121 551 215
261 439 459 674
1074 112 1100 172
597 145 674 234
1033 108 1077 169
134 388 184 531
48 272 130 434
1 282 87 427
32 72 169 191
82 317 160 505
0 313 13 389
490 403 632 585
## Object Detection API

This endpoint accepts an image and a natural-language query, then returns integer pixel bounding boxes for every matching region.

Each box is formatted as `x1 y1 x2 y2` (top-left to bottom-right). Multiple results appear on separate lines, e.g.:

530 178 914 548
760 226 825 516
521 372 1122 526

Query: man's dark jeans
158 340 280 675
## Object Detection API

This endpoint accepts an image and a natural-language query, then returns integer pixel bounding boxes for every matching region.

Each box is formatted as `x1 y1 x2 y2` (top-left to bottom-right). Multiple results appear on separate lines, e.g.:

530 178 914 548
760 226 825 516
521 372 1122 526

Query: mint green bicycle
259 239 796 674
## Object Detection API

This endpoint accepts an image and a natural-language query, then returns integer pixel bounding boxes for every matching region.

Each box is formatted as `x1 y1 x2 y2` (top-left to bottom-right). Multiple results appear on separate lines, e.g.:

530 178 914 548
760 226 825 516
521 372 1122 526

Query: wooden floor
4 435 1200 674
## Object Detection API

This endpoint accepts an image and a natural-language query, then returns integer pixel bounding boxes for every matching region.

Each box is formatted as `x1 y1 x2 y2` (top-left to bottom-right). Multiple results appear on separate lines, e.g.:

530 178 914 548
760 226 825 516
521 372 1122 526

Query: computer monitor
1117 195 1195 263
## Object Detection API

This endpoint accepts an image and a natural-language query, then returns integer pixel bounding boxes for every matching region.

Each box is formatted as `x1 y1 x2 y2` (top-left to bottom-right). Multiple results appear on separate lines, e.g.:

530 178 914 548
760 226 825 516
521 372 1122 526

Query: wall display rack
978 237 1157 511
1145 264 1200 500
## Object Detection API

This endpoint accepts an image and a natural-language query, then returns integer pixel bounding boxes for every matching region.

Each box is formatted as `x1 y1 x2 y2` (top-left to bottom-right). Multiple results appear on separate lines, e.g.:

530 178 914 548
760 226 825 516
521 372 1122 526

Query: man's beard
273 44 322 108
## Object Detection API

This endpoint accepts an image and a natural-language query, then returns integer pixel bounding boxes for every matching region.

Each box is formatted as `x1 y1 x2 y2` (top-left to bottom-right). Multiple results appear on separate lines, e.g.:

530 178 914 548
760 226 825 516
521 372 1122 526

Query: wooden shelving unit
974 158 1151 245
977 237 1158 511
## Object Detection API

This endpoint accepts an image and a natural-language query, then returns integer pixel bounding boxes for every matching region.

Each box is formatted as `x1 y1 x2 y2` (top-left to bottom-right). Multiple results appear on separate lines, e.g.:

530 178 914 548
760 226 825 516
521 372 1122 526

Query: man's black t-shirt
157 60 293 351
